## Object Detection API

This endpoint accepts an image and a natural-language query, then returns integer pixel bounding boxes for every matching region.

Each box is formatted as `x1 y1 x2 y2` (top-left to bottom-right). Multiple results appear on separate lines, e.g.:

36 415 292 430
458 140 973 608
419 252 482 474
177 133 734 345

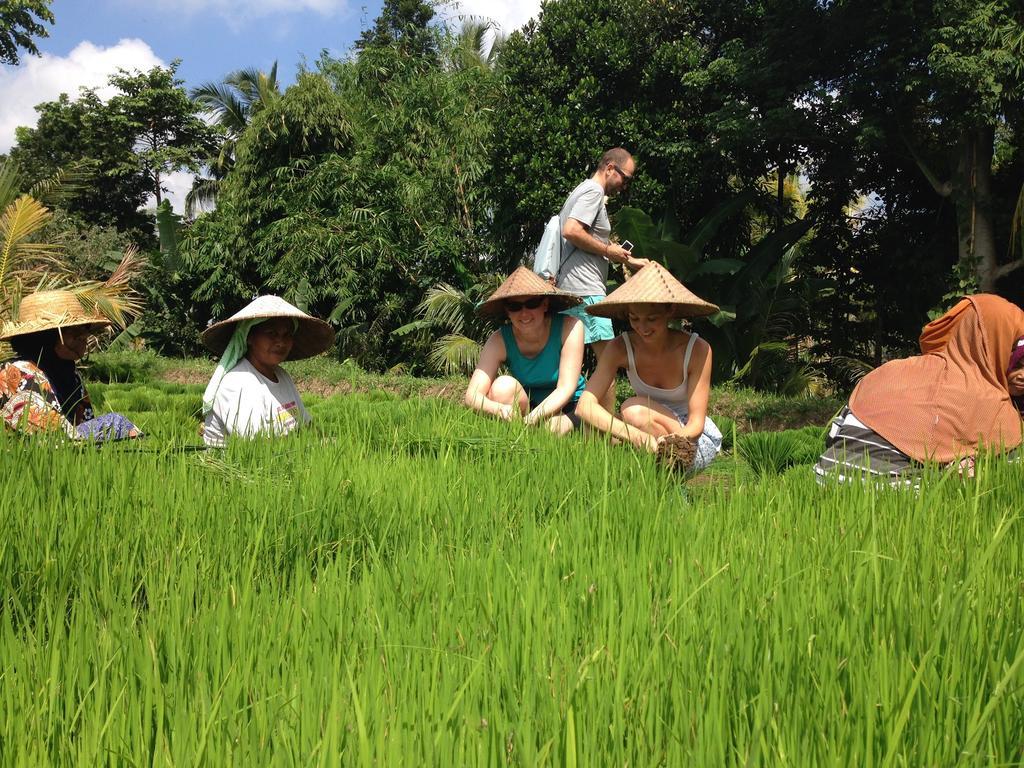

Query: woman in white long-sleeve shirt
201 296 334 447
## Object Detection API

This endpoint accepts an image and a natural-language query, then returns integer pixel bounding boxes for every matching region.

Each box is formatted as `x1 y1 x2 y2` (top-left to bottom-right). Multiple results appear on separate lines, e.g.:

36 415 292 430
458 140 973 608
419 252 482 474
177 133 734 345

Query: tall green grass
1 387 1022 764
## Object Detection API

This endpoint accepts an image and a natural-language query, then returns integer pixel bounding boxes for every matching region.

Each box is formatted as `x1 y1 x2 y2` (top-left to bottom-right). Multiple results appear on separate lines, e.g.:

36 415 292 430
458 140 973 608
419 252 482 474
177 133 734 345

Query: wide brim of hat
0 315 110 341
584 263 719 320
477 266 583 320
201 296 335 360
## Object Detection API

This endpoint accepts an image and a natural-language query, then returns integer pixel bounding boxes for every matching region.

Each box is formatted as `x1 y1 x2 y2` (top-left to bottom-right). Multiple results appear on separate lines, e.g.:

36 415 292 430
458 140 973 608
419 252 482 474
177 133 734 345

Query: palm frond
429 333 483 375
0 195 59 296
191 82 249 134
0 159 23 211
831 355 875 384
185 177 221 218
450 19 506 71
416 283 473 335
778 364 824 397
103 245 144 289
27 160 95 207
71 281 144 330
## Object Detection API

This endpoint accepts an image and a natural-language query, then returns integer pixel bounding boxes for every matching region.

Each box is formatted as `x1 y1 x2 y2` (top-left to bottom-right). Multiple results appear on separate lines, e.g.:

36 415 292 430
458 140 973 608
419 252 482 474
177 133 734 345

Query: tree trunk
952 125 998 291
908 122 1024 292
776 153 785 234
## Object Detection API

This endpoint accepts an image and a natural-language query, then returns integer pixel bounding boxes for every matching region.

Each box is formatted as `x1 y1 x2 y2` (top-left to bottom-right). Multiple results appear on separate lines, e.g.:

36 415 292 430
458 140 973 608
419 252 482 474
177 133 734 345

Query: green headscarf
201 318 261 415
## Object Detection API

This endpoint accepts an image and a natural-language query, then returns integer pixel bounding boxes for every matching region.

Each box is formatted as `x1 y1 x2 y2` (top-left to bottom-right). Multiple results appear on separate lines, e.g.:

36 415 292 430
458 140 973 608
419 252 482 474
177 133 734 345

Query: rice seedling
736 429 821 476
1 386 1023 765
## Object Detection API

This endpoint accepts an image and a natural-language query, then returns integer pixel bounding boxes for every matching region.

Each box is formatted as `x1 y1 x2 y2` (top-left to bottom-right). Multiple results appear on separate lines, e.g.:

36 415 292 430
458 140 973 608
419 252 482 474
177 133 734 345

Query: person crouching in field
201 296 334 448
815 294 1024 485
575 263 723 473
465 267 586 434
1 290 141 441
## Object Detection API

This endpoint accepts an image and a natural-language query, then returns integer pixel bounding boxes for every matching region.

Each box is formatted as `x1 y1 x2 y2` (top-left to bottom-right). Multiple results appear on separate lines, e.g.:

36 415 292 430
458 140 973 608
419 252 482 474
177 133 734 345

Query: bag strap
556 183 603 281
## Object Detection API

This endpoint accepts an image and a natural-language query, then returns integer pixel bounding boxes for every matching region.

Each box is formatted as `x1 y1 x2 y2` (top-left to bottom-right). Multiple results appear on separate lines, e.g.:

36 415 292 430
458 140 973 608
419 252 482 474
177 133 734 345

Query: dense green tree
12 90 152 235
0 0 53 65
97 0 1019 377
355 0 437 59
11 62 217 237
183 31 499 369
489 0 802 268
821 0 1024 291
106 63 219 207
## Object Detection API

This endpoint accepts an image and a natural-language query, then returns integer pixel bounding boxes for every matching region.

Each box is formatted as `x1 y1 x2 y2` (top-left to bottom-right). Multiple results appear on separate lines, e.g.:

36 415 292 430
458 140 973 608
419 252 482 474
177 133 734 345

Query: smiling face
627 304 671 341
505 296 549 331
246 318 295 373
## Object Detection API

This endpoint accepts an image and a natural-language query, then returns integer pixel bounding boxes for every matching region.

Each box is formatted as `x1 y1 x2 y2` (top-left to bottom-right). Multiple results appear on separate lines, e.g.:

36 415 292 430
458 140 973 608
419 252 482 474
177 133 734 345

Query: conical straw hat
585 263 719 320
201 295 335 360
477 266 582 320
0 290 111 340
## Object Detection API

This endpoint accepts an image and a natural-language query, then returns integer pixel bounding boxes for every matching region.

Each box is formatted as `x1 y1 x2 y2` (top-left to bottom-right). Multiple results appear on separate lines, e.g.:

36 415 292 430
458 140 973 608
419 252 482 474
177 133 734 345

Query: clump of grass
736 427 823 476
84 348 162 383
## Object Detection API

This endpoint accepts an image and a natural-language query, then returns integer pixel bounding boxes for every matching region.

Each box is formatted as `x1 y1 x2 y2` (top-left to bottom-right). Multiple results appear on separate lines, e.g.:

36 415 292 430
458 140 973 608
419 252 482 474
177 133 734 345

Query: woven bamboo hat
0 290 111 340
585 263 719 320
201 295 335 360
477 266 582 320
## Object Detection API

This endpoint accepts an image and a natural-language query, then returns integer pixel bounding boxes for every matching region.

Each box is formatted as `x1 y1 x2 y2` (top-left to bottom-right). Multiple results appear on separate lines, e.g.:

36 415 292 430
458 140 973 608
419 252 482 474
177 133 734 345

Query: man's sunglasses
611 164 634 184
506 297 545 312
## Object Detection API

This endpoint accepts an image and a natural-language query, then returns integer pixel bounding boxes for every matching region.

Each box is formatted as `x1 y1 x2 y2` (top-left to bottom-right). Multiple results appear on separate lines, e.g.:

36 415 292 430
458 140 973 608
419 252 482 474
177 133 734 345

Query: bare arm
525 317 585 425
575 338 658 451
562 217 650 271
680 340 712 439
464 332 514 420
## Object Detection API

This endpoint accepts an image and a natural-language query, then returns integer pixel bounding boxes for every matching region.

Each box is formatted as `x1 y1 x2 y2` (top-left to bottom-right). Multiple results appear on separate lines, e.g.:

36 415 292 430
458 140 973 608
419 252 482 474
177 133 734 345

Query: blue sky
0 0 541 208
41 0 385 91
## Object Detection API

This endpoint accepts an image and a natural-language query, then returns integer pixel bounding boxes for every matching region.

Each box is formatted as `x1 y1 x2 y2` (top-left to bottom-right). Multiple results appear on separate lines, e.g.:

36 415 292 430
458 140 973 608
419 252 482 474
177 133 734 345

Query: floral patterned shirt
0 361 78 438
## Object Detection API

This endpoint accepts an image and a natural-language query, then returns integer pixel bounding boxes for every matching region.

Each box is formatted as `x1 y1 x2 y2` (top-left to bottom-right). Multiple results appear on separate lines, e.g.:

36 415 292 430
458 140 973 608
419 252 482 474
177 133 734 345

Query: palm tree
450 19 507 72
393 273 504 375
0 159 143 357
187 62 281 215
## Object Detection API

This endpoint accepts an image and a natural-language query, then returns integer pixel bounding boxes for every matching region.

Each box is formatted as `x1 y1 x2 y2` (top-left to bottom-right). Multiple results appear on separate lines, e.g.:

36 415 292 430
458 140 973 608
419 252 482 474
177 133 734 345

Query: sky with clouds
0 0 542 211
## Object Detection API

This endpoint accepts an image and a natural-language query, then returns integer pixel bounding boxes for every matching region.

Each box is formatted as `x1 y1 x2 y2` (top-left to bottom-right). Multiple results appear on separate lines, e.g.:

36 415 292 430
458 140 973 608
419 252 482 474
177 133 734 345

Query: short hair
598 148 632 170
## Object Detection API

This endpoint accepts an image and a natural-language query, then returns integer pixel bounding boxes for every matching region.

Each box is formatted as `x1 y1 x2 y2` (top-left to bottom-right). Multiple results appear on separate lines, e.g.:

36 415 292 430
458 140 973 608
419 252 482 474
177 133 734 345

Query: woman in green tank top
465 268 586 434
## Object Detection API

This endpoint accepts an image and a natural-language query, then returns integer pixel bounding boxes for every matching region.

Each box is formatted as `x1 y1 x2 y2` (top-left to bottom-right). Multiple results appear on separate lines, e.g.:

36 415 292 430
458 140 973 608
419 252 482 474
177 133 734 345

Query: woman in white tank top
575 264 722 472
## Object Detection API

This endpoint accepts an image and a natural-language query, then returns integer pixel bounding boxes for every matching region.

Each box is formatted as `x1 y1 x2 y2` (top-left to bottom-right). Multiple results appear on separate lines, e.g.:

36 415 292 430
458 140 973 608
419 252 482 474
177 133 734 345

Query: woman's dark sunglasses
506 297 545 312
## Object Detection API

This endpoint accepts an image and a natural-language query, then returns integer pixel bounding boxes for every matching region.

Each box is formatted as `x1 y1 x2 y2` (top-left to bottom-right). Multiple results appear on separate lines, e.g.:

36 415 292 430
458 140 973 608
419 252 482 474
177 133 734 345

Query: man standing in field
557 147 650 409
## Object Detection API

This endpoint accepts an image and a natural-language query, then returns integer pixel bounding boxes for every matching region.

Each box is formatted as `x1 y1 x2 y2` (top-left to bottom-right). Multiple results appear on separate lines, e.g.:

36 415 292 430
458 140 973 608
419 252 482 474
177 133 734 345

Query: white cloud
442 0 542 34
0 38 163 154
0 39 199 214
148 169 197 217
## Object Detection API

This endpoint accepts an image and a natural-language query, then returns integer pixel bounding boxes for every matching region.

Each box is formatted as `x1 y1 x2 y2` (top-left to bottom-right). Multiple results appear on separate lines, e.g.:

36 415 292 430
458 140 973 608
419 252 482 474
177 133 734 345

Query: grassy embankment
84 348 844 432
1 382 1022 764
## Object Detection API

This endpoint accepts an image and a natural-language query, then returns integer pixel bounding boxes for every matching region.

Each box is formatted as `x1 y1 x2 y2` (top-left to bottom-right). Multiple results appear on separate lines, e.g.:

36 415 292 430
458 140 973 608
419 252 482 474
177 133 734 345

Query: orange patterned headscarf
848 294 1024 463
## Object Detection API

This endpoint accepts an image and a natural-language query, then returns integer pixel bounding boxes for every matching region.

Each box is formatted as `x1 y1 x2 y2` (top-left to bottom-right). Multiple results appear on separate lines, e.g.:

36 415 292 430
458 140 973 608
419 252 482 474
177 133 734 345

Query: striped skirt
814 406 918 487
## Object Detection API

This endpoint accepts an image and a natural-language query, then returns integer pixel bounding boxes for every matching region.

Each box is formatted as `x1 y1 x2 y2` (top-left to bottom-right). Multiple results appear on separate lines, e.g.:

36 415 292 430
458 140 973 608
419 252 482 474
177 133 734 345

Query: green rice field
2 382 1023 765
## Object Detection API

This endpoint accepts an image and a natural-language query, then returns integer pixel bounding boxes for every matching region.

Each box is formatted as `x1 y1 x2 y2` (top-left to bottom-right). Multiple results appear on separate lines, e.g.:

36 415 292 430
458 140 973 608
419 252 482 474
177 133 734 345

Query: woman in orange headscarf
815 294 1024 484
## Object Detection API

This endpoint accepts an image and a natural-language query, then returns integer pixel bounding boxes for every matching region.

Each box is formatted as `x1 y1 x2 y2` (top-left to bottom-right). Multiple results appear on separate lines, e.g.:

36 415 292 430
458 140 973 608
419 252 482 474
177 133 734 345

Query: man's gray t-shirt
556 179 611 297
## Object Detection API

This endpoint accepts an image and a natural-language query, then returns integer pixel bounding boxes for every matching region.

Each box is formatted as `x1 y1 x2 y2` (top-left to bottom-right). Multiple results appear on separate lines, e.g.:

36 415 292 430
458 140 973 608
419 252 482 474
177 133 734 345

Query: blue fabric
500 314 585 408
689 416 723 471
75 412 140 442
560 295 614 344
